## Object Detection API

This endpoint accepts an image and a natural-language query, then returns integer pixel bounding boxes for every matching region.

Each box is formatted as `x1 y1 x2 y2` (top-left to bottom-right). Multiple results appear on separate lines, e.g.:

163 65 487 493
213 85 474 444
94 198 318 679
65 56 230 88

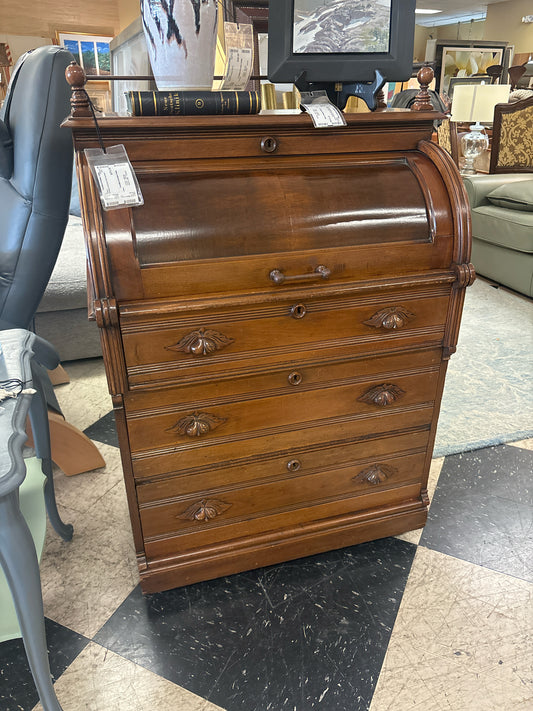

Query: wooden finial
65 61 91 117
412 65 434 112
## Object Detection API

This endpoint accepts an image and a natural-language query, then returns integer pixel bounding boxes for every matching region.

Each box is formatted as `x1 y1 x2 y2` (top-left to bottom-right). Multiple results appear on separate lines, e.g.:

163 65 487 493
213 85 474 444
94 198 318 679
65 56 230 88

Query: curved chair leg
26 412 106 478
47 365 70 386
0 492 64 711
28 366 73 542
45 412 106 477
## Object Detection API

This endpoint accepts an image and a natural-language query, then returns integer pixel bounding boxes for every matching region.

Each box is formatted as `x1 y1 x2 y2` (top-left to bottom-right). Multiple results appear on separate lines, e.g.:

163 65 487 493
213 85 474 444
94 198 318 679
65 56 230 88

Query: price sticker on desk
300 91 347 128
84 144 144 211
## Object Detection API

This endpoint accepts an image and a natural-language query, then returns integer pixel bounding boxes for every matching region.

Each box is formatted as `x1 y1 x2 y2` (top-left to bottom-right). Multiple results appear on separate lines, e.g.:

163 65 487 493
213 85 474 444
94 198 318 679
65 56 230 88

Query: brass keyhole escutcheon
287 459 301 472
291 303 307 319
288 371 303 386
261 136 278 153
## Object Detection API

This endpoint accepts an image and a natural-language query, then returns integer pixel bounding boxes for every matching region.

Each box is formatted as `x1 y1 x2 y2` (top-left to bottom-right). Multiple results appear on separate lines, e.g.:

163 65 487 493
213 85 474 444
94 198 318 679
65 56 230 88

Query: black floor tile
83 410 119 448
95 537 416 711
420 443 533 581
0 618 89 711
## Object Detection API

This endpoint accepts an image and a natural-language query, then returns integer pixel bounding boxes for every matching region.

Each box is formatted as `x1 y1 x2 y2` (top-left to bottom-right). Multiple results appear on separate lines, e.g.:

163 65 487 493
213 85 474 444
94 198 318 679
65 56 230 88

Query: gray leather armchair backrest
0 45 74 329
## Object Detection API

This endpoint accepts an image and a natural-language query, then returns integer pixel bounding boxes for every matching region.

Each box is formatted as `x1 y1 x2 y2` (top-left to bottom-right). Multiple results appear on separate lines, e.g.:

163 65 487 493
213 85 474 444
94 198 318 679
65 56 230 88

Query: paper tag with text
84 145 144 211
300 91 347 128
220 22 254 90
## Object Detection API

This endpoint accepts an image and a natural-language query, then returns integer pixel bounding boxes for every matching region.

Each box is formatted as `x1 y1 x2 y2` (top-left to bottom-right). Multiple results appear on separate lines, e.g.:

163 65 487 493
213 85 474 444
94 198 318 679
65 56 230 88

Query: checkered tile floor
1 358 531 711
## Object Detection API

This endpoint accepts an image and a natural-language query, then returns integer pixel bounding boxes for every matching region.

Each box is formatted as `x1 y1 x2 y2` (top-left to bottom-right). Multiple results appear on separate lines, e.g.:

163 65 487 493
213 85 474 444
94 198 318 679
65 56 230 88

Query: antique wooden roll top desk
65 76 474 593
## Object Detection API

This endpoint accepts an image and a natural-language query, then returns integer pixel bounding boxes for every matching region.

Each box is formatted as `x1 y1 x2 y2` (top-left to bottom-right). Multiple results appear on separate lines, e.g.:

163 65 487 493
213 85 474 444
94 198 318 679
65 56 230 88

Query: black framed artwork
268 0 416 85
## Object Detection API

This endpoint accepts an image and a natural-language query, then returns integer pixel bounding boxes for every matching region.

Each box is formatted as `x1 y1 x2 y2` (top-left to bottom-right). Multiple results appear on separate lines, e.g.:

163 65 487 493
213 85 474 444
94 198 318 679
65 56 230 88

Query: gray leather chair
0 45 74 329
0 45 104 495
0 46 78 541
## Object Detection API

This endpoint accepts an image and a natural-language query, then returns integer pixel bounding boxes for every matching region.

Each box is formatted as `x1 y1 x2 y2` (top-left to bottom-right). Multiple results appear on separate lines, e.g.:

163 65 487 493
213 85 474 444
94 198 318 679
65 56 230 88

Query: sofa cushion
486 179 533 212
471 204 533 253
37 216 88 312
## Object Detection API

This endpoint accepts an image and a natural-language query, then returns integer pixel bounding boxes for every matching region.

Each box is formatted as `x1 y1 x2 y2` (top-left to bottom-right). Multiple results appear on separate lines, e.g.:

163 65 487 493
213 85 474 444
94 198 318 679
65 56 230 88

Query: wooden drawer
143 482 423 566
126 369 439 456
139 450 426 543
130 404 434 480
125 347 442 414
121 290 449 389
114 115 433 163
137 429 430 503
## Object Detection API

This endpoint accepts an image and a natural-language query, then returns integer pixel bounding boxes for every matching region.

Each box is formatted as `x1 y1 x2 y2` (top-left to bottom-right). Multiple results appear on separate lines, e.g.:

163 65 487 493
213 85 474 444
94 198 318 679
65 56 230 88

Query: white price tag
94 163 139 209
220 22 254 91
221 47 253 90
84 144 144 211
301 101 347 128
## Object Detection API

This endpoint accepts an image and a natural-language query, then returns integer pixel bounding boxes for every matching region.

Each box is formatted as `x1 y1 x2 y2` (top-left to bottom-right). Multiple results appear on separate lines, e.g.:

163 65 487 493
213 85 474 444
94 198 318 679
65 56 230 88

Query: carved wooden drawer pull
270 265 330 285
358 383 405 407
167 412 227 438
353 464 397 486
179 498 231 522
363 306 416 331
166 328 233 357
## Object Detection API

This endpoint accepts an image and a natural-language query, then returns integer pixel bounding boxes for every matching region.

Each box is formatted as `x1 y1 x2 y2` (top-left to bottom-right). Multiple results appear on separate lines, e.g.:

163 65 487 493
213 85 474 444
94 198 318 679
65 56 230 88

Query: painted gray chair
0 329 64 711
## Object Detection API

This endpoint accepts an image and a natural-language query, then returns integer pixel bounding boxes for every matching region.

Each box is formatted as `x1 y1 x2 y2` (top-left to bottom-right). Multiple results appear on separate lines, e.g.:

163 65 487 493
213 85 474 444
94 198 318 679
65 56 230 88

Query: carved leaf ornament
179 498 232 522
358 383 405 407
166 328 233 357
167 411 227 437
363 306 415 331
354 463 397 486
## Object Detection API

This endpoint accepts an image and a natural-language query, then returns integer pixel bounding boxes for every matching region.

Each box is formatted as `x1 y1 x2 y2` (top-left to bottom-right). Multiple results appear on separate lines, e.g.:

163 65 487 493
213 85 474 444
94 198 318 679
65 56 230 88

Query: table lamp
450 83 510 175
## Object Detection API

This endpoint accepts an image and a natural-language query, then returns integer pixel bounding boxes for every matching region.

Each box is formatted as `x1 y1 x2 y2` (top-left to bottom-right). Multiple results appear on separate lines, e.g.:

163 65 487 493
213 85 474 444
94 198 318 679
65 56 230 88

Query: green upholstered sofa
463 174 533 298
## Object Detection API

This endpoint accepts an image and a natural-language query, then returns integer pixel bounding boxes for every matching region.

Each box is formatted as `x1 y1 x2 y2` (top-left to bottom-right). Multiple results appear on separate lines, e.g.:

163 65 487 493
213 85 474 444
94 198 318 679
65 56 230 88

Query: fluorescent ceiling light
415 8 443 14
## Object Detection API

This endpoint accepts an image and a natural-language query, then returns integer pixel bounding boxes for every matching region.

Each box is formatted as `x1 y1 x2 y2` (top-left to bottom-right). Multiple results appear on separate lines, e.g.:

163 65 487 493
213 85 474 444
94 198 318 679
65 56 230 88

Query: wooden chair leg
47 365 70 386
26 412 105 477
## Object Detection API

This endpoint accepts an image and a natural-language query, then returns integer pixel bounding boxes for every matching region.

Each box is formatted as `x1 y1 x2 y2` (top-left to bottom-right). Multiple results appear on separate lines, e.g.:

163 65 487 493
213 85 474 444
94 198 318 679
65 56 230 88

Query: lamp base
460 122 489 176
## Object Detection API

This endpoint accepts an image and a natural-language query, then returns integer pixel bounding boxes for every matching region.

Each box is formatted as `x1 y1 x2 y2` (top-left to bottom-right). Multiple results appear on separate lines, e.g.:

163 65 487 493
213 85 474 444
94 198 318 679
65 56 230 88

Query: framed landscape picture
56 31 112 76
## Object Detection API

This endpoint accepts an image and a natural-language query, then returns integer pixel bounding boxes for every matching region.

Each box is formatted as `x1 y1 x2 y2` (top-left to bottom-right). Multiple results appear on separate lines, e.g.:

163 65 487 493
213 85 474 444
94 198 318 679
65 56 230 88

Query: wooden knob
65 61 91 117
412 65 435 112
417 65 434 88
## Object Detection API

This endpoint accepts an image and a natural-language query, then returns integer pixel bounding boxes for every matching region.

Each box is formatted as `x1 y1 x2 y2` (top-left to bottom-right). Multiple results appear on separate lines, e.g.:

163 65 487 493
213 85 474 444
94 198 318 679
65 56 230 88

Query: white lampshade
450 83 511 124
